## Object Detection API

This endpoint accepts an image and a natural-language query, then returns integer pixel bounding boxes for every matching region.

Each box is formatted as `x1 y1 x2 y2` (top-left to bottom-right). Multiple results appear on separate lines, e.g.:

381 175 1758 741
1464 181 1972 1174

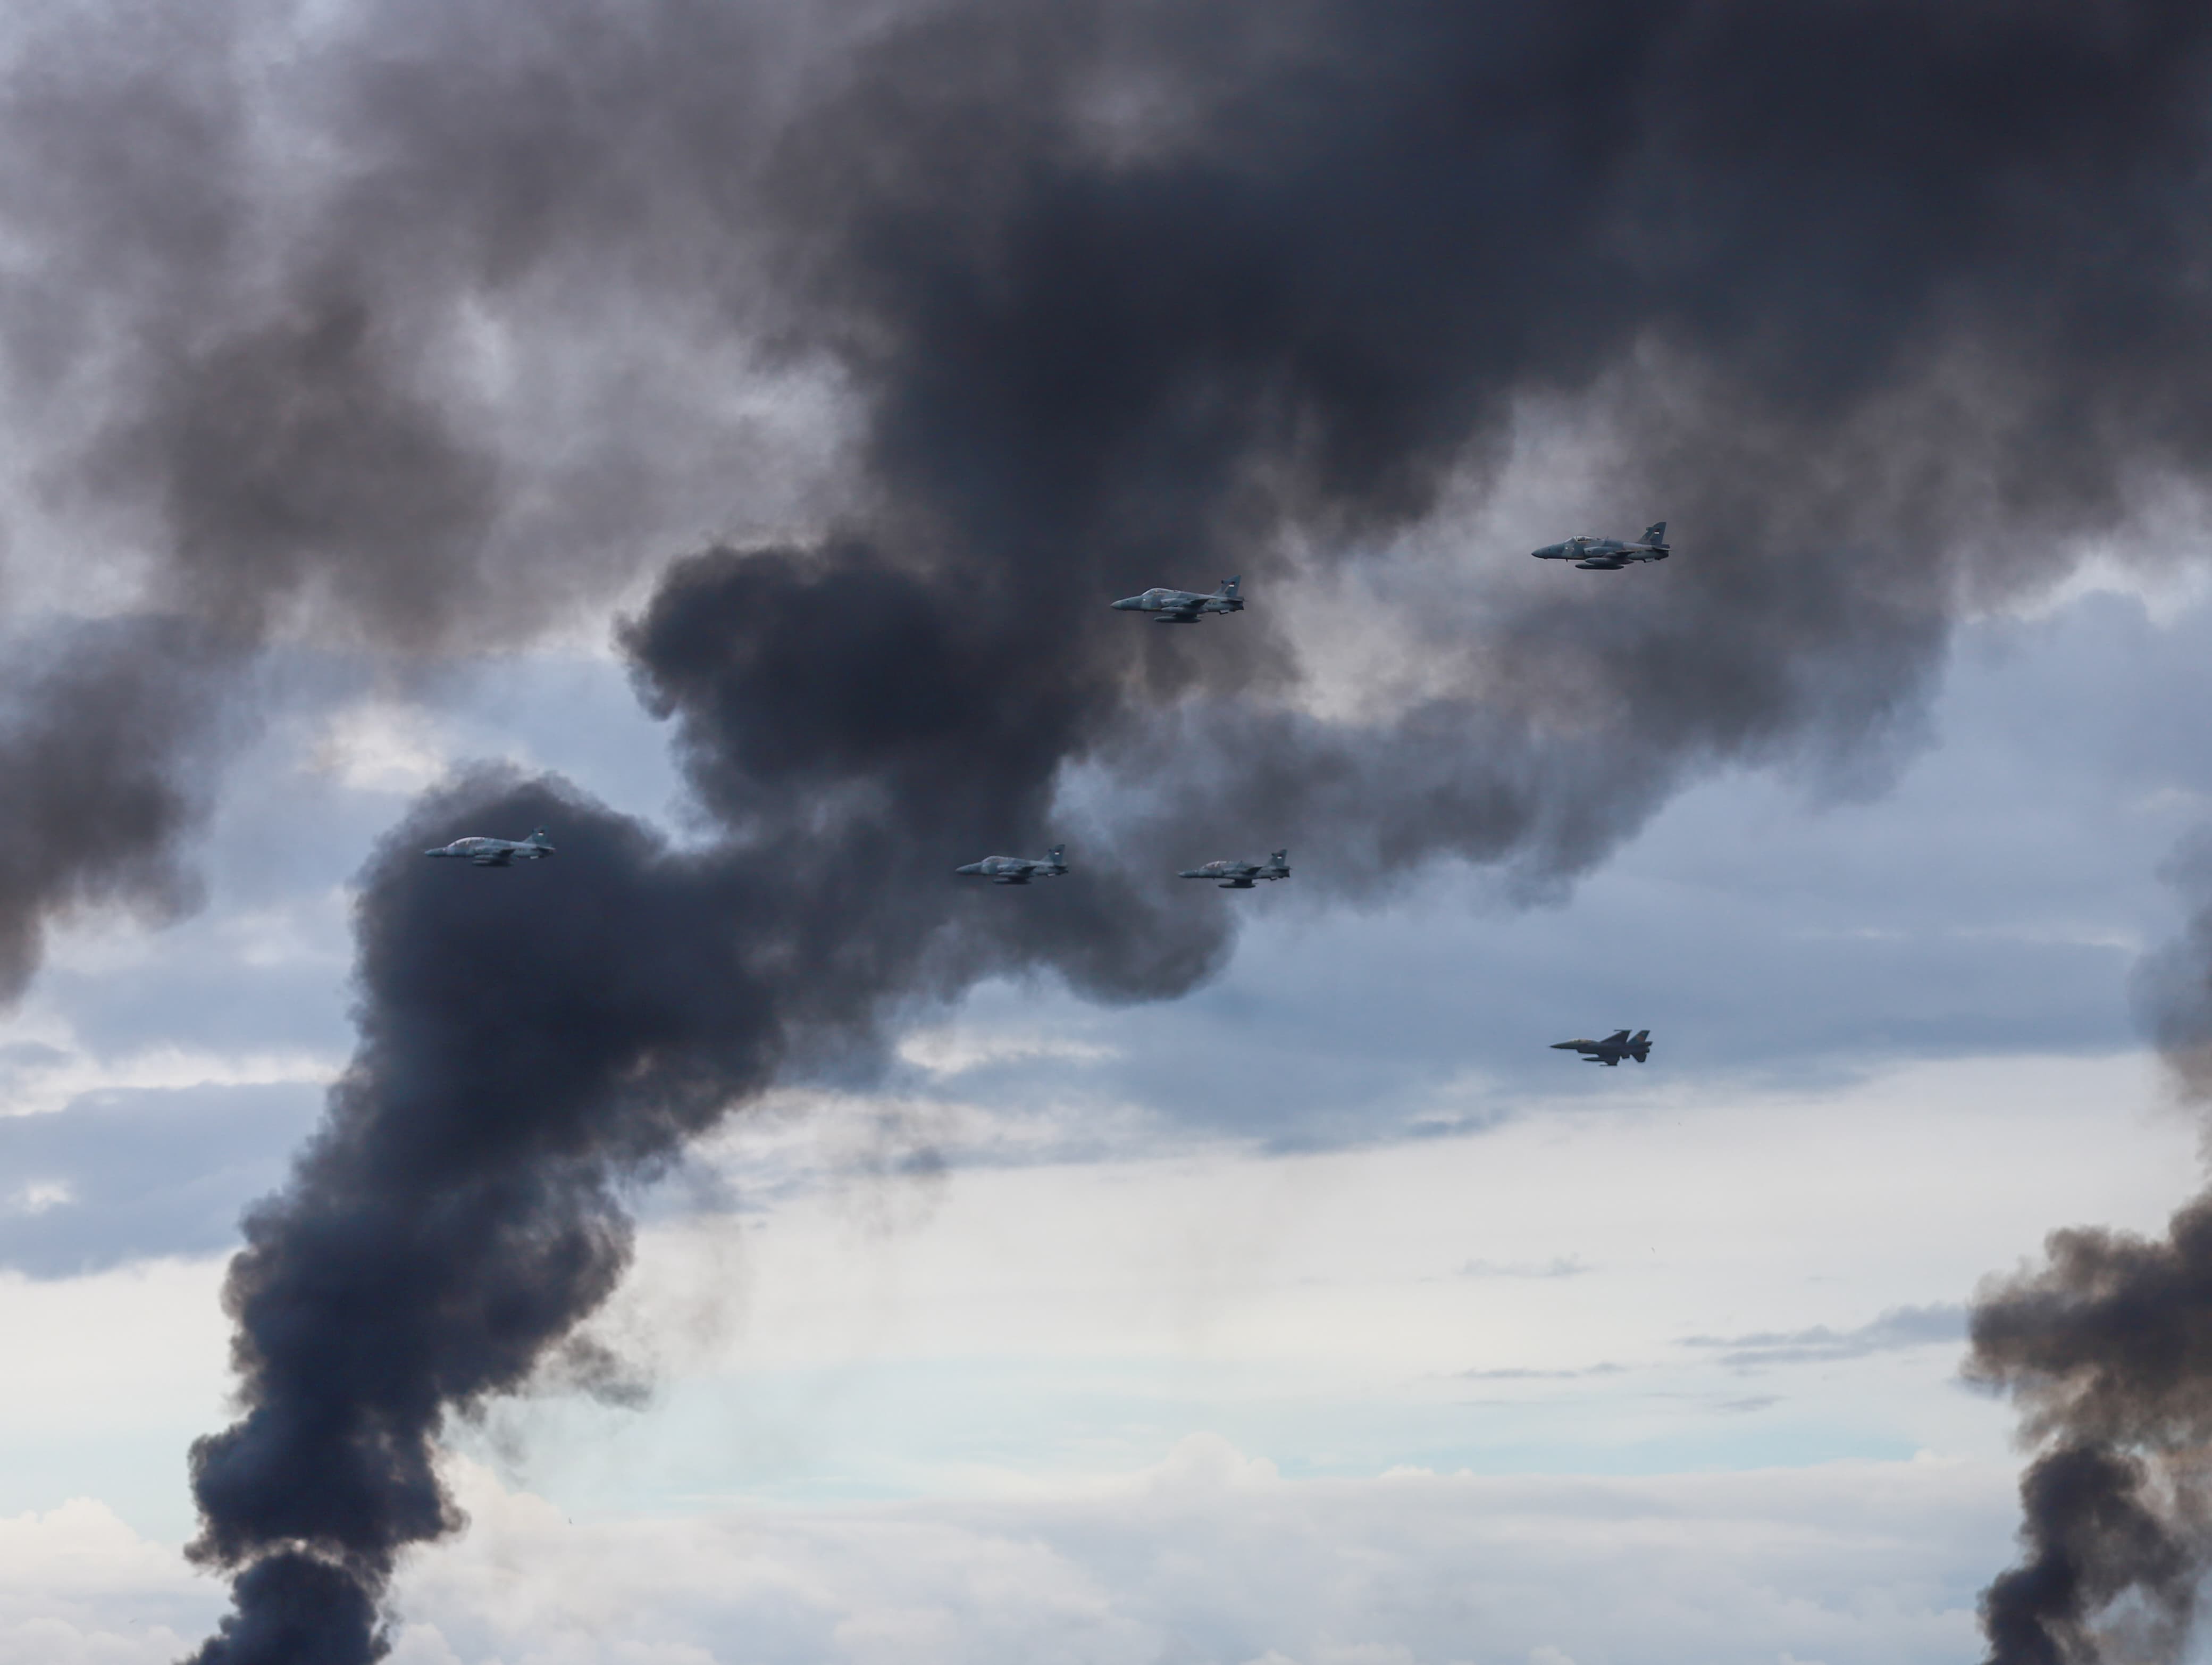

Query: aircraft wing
473 849 514 866
1602 1029 1631 1044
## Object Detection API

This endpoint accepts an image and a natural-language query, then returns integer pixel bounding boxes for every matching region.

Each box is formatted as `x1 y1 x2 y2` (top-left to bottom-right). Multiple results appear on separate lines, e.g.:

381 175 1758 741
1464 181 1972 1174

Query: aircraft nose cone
1550 1041 1576 1049
1111 596 1139 609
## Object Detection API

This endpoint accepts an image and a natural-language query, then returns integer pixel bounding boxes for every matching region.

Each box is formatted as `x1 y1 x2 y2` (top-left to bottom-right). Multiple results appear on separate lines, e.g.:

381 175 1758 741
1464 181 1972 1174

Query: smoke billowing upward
0 0 2177 1655
0 616 225 1001
1968 839 2212 1664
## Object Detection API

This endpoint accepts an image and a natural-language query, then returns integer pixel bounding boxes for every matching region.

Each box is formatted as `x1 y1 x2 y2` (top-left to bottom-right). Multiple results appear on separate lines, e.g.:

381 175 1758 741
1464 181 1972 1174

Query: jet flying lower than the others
956 846 1068 884
424 828 557 866
1111 577 1244 622
1551 1029 1652 1066
1531 523 1670 570
1178 849 1291 888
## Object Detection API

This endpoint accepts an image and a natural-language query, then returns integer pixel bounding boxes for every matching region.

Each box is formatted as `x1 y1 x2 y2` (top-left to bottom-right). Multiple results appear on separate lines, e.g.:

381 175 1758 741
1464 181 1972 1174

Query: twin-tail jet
1551 1029 1652 1066
1178 849 1291 889
424 828 557 866
1112 578 1244 622
956 846 1068 885
1532 523 1670 570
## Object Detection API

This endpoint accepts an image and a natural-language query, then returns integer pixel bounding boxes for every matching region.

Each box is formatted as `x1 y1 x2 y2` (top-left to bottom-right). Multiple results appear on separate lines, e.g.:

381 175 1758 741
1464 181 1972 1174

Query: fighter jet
956 845 1068 884
1178 849 1291 888
1111 577 1244 622
1551 1029 1652 1066
424 827 556 866
1531 523 1670 570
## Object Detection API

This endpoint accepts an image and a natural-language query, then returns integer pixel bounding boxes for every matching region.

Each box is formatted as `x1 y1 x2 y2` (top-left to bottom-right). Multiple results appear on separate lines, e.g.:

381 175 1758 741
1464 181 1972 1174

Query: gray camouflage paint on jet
423 828 556 867
956 845 1068 884
1111 577 1244 622
1552 1029 1652 1065
1532 523 1671 570
1179 850 1291 889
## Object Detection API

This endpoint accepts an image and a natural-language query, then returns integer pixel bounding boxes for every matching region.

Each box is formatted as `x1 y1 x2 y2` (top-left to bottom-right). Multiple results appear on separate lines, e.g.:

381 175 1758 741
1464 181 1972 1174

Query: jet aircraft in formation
433 548 1675 1061
1551 1029 1652 1066
1178 850 1291 888
424 828 556 866
1111 577 1244 622
955 846 1069 884
1531 523 1670 569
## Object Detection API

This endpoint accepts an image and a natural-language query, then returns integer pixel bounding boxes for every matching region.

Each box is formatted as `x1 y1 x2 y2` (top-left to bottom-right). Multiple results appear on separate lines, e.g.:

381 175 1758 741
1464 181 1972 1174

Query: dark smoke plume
0 0 517 1005
0 0 2171 1653
1969 836 2212 1663
0 617 226 1002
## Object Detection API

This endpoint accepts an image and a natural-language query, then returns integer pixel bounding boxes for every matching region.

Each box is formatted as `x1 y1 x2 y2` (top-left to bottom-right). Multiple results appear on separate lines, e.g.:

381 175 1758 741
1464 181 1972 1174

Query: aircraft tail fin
1046 844 1066 865
1270 849 1287 865
1640 521 1668 548
527 827 553 847
1216 576 1242 600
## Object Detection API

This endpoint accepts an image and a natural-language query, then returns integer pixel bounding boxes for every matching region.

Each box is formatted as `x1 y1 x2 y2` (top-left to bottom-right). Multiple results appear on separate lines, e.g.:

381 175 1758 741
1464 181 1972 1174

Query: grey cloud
0 1083 322 1278
1460 1258 1593 1281
1713 1395 1781 1415
1459 1362 1626 1382
1683 1304 1966 1370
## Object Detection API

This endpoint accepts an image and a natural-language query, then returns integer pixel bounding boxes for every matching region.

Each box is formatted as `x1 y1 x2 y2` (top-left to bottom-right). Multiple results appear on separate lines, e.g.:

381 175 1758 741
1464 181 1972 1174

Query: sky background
6 557 2212 1664
6 2 2212 1660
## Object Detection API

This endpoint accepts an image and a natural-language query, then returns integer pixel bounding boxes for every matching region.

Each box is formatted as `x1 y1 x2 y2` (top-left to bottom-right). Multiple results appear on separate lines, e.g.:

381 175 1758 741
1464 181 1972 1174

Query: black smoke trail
0 0 2189 1654
1969 836 2212 1664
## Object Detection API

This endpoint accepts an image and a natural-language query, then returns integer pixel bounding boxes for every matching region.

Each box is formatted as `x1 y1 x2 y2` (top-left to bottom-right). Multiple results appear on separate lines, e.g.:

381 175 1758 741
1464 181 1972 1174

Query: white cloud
360 1446 1998 1665
309 700 457 796
0 1032 338 1120
895 1025 1120 1077
0 1444 2001 1665
0 1497 218 1665
7 1180 71 1216
0 1256 233 1536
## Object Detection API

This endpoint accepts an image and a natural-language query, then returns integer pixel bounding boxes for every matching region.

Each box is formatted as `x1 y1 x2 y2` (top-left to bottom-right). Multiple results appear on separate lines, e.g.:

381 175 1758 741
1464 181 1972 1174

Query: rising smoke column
184 604 1234 1661
5 0 2185 1654
1969 839 2212 1664
0 1 517 1008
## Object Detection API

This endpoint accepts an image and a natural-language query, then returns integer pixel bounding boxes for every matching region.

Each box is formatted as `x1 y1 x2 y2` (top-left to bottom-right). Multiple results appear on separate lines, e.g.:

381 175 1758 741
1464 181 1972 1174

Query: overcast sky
9 3 2212 1663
